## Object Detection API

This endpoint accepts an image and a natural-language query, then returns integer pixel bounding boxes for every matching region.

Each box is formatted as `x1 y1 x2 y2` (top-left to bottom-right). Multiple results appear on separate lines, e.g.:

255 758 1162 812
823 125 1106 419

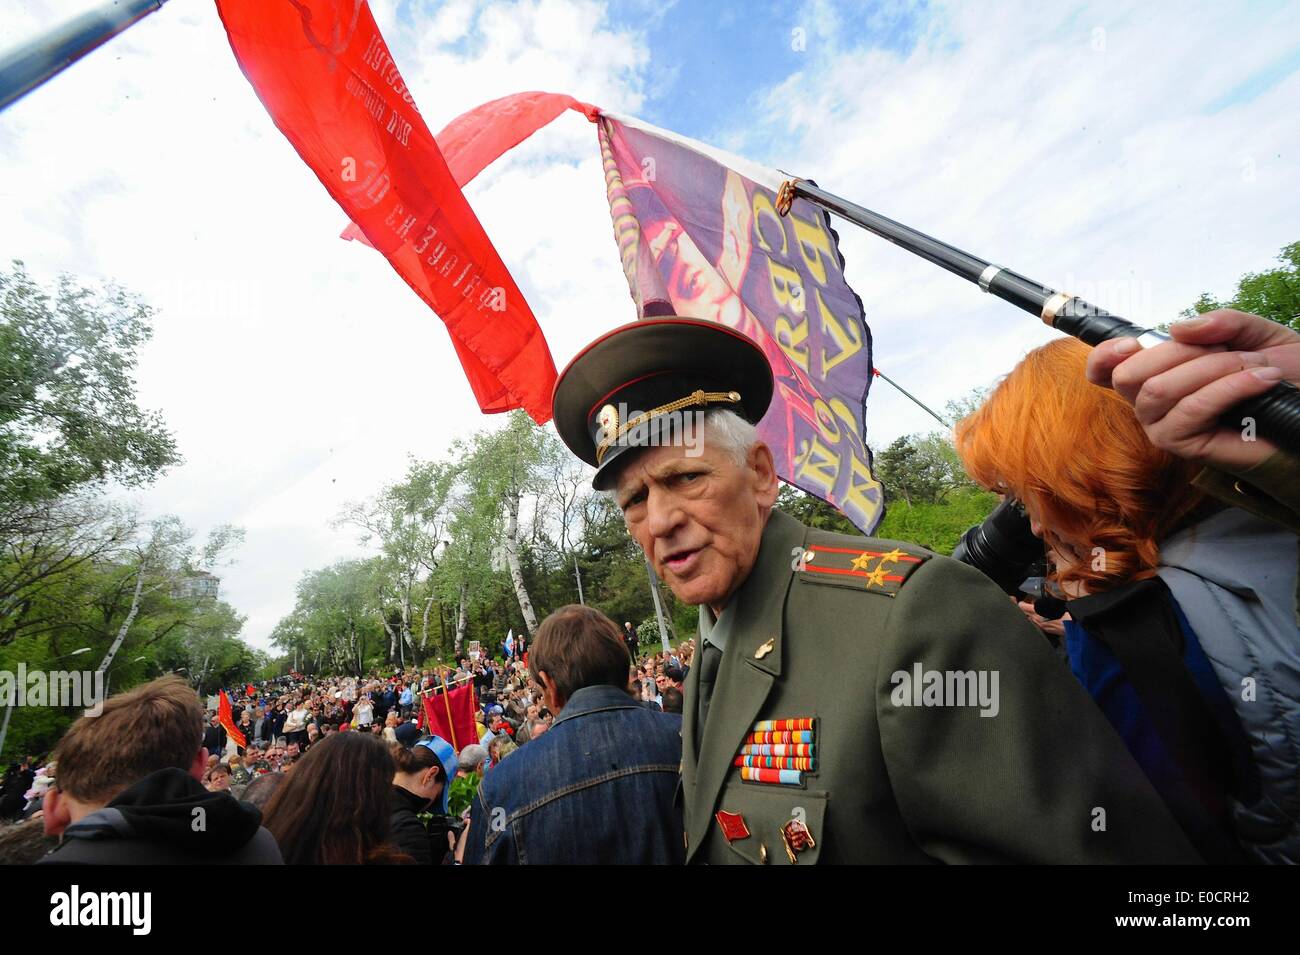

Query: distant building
176 571 220 600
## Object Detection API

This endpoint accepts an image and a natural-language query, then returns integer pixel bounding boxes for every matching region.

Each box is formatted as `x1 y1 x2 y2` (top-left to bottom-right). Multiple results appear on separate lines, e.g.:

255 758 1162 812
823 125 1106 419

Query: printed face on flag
599 118 884 532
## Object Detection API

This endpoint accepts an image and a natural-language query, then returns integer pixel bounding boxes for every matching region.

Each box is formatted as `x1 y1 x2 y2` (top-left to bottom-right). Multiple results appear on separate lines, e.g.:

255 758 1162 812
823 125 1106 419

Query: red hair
954 338 1206 592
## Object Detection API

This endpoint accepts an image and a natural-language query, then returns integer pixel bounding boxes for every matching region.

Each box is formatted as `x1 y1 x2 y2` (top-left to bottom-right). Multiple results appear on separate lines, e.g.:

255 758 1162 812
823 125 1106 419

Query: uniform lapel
685 509 807 860
681 627 702 797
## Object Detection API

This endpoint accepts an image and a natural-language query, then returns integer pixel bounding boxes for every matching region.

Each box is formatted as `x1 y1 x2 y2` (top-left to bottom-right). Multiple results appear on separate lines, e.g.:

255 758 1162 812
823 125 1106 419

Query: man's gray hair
702 408 760 467
601 408 760 500
458 743 488 772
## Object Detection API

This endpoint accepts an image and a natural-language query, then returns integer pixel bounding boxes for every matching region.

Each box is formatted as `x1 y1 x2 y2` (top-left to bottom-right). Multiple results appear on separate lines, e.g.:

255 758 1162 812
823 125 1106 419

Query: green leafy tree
0 261 180 512
1181 240 1300 331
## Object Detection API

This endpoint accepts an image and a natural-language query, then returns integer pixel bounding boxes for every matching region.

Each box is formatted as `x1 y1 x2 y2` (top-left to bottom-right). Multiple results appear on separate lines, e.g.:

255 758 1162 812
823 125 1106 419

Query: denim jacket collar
551 684 640 728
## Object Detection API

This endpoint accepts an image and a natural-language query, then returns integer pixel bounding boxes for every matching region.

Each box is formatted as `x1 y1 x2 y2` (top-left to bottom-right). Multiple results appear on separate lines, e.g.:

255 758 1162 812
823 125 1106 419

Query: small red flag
218 690 247 749
214 1 558 422
421 683 478 752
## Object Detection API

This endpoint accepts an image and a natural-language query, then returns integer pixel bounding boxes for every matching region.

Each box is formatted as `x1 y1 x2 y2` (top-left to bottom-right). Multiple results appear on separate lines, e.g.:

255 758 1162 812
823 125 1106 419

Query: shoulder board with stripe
793 541 931 597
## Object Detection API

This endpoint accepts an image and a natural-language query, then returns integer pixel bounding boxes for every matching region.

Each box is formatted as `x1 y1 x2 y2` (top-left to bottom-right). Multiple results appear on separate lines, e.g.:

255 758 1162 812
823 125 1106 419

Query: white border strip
599 109 790 193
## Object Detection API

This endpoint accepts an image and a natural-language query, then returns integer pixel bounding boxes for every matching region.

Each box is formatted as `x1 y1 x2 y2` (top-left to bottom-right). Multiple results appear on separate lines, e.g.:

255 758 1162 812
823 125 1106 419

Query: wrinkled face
614 439 777 611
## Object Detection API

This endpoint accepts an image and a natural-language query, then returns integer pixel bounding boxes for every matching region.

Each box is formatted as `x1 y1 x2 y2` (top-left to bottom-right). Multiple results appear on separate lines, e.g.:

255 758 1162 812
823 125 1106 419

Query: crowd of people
1 307 1297 866
0 629 693 865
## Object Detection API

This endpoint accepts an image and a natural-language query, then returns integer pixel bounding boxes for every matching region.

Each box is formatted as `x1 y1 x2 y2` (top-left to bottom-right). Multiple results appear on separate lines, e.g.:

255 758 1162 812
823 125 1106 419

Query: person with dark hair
389 736 459 865
393 716 422 747
465 604 684 865
202 713 227 761
239 771 285 811
0 758 35 820
660 686 684 715
38 676 282 865
261 732 411 865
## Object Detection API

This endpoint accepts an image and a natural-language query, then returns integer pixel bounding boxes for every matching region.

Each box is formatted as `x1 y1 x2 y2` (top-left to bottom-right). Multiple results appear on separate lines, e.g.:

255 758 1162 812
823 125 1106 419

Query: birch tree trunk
420 596 434 650
454 582 468 655
502 490 538 637
376 593 399 661
96 567 145 675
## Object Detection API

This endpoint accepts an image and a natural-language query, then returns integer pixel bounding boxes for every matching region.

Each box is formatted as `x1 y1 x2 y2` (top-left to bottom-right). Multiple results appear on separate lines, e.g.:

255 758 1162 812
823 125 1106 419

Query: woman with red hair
956 337 1300 864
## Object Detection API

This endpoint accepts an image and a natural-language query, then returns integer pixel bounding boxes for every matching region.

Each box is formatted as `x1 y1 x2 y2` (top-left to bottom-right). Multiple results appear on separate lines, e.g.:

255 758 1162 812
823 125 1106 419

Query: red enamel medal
715 810 751 842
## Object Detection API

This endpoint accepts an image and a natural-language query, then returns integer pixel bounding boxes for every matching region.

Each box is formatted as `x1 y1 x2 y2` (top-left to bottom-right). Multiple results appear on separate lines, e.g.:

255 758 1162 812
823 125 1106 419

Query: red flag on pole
213 1 558 422
421 683 478 753
341 90 596 247
218 690 247 749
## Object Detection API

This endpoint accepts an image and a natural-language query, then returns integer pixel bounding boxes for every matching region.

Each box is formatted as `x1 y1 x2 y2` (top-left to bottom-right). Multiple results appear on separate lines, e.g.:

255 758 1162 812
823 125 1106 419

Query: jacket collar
685 507 807 860
551 684 642 728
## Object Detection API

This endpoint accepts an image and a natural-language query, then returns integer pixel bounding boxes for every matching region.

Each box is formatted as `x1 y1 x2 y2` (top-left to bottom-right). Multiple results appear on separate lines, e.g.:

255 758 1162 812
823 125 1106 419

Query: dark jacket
1066 578 1250 864
202 724 226 756
0 767 35 819
389 785 435 865
682 508 1201 864
39 768 283 865
466 684 684 865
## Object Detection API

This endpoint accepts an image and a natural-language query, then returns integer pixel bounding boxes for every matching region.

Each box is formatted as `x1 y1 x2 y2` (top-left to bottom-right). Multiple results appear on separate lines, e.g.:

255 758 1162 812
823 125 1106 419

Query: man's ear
747 441 779 508
537 671 564 711
43 788 71 837
190 747 209 782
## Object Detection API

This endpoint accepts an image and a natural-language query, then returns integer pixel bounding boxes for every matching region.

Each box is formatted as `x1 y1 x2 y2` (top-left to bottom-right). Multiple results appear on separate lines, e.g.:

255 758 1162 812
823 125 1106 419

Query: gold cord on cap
595 390 742 465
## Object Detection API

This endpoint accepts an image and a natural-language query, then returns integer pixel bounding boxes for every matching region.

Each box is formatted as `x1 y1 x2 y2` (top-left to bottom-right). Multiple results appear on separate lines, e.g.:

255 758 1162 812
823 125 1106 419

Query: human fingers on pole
1169 309 1299 353
1089 337 1222 402
1131 350 1272 427
1142 365 1283 469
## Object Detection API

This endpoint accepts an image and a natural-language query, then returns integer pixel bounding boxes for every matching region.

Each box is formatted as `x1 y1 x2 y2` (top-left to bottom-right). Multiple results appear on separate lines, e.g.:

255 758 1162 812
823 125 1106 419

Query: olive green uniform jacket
681 509 1201 864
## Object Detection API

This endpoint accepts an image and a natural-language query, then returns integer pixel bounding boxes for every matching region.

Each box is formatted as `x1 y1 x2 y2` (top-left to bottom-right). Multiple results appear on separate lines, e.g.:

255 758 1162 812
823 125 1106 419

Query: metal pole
573 556 585 605
0 0 170 113
644 557 672 654
781 178 1300 452
873 368 950 429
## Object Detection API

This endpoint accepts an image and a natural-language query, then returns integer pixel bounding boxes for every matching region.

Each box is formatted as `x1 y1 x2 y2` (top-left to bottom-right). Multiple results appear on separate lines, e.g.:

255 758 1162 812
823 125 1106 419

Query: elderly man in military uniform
553 317 1200 864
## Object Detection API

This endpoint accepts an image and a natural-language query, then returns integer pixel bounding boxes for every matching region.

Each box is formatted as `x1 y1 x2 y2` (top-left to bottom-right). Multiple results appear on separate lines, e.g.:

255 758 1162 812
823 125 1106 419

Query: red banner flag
218 690 247 749
214 1 558 422
594 113 884 532
420 683 478 753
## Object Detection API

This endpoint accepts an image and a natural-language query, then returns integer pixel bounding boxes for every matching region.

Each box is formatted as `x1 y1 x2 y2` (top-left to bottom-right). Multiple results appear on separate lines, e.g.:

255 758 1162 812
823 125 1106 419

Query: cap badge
597 403 619 440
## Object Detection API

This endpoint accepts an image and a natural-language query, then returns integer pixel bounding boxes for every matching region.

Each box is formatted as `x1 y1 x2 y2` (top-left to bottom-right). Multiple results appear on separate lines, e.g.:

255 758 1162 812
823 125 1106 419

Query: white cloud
735 0 1300 443
2 0 1296 650
0 0 650 650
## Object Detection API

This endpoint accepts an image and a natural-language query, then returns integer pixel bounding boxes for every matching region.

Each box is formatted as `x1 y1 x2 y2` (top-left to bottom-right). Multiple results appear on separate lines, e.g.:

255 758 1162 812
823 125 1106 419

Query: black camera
1019 576 1069 621
951 497 1045 596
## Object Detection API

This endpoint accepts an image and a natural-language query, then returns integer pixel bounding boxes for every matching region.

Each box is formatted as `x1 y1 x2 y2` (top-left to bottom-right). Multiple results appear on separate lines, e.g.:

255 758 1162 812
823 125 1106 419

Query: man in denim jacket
464 605 684 865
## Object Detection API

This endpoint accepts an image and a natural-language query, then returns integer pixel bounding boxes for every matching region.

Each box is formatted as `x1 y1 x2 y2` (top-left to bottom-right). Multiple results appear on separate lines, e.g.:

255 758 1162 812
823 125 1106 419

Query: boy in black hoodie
38 675 282 865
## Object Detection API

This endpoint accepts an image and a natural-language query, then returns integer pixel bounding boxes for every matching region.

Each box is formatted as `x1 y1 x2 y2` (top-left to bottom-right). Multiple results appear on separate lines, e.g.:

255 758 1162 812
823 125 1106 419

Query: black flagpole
777 178 1300 454
0 0 170 113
